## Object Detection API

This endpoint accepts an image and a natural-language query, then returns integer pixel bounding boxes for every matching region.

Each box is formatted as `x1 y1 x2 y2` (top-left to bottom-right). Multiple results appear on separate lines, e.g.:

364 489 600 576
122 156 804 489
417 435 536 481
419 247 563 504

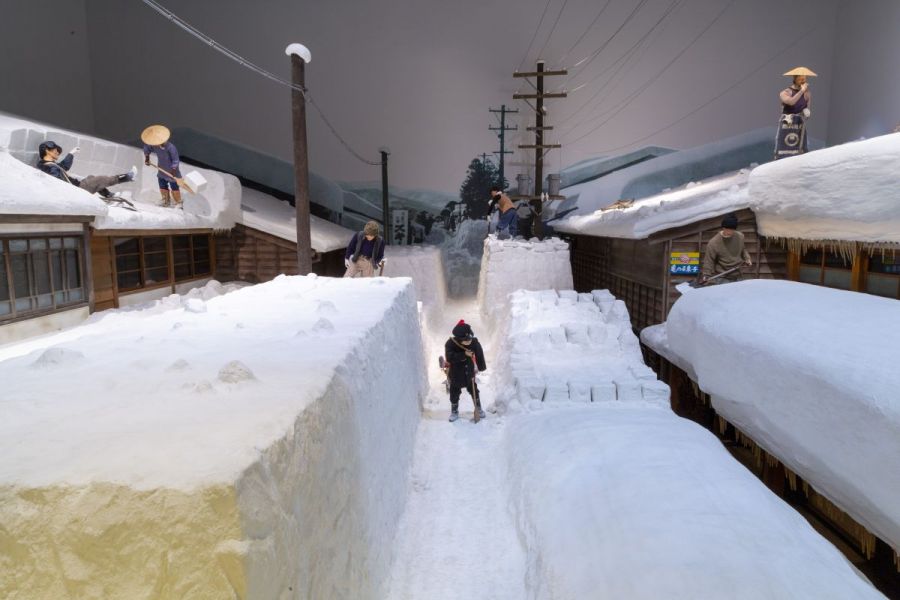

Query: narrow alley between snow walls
1 214 896 599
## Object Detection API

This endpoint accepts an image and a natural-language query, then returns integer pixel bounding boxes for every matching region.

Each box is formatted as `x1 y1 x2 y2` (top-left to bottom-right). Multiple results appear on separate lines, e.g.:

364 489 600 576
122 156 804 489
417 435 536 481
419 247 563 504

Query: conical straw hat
141 124 171 145
783 66 817 77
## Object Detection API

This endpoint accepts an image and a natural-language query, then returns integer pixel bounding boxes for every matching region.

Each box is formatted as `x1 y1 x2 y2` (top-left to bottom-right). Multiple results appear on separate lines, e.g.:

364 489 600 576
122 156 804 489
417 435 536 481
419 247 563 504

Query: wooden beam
512 92 567 99
513 69 568 78
851 250 868 291
0 215 94 224
92 228 214 237
517 144 562 149
526 126 554 131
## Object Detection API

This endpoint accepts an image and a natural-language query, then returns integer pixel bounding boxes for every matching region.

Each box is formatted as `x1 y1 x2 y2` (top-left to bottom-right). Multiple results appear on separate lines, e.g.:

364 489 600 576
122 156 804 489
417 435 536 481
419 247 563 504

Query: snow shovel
378 258 387 276
438 356 450 394
688 264 744 288
147 163 205 194
471 355 481 424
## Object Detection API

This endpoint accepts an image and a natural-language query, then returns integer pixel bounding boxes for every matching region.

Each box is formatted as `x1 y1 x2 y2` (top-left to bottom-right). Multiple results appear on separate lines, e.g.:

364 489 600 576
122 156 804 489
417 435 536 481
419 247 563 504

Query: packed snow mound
554 170 750 239
492 289 664 413
384 245 448 313
477 235 573 316
0 275 426 598
665 279 900 553
505 408 885 600
0 151 108 216
239 186 354 252
0 112 241 231
748 133 900 244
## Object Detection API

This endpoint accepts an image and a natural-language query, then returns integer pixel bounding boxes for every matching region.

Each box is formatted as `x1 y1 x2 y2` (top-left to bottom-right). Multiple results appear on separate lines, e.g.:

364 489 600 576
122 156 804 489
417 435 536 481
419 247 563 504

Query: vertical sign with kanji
392 209 409 245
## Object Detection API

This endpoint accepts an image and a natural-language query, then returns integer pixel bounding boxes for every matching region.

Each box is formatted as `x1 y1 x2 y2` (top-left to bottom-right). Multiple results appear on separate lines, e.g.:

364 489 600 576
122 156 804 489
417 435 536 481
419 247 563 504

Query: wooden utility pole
287 44 313 274
380 147 391 244
513 60 566 239
489 104 518 189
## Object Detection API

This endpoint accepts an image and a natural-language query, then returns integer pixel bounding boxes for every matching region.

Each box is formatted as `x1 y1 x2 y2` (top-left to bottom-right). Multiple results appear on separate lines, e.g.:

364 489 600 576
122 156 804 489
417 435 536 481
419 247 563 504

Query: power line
575 25 820 155
516 0 556 73
536 0 571 61
557 0 683 130
555 0 614 67
140 0 381 166
565 0 652 77
564 0 736 145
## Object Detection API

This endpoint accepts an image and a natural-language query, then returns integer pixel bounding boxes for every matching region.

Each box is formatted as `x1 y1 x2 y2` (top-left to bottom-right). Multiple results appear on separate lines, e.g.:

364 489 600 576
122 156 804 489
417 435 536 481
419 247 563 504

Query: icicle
786 470 797 492
716 415 727 436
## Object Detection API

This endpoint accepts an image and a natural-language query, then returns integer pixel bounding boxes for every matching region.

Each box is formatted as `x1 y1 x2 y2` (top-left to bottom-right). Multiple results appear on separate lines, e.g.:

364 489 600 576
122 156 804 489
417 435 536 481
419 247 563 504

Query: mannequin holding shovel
141 124 184 208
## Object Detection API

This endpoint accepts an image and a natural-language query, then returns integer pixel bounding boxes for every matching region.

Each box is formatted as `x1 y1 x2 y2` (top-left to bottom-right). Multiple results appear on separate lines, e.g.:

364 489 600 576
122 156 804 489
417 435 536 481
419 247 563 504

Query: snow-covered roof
554 170 750 239
749 133 900 245
0 112 241 231
559 146 673 189
554 127 778 219
664 279 900 552
239 187 354 253
0 151 108 217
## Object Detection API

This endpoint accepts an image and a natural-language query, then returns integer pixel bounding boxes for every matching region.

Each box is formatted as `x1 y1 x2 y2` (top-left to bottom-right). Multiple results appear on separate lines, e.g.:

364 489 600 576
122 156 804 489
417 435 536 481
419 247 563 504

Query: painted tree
459 158 499 220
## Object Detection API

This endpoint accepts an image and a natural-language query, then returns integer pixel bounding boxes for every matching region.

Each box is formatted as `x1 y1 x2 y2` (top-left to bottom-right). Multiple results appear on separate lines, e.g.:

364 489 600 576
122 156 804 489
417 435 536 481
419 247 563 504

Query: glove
344 258 350 268
171 167 181 178
802 108 811 119
70 146 81 154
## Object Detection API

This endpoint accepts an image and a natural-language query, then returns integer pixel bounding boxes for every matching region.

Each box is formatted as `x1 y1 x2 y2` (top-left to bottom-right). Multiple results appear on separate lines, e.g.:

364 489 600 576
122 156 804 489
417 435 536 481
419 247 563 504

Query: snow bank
0 275 426 598
239 186 355 253
0 151 108 217
440 218 489 296
554 170 750 239
748 133 900 244
665 279 900 554
505 407 885 599
383 245 448 312
476 235 573 316
492 288 662 413
0 112 241 231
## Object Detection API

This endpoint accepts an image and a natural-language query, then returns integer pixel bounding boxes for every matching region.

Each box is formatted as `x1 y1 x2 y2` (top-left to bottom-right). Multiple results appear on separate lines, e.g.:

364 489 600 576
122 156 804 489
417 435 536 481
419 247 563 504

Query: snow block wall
384 245 448 313
504 408 885 600
492 288 666 413
476 236 574 317
666 279 900 556
0 275 426 599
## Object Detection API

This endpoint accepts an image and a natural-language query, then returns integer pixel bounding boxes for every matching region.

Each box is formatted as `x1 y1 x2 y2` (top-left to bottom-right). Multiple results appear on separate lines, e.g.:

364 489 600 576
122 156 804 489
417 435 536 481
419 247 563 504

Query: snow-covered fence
492 288 667 413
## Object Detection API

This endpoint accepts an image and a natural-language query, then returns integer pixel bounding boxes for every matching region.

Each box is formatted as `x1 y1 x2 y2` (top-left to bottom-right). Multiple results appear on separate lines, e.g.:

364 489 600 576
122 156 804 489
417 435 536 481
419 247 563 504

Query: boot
172 189 183 209
117 166 137 184
475 401 485 420
160 189 171 207
448 404 459 422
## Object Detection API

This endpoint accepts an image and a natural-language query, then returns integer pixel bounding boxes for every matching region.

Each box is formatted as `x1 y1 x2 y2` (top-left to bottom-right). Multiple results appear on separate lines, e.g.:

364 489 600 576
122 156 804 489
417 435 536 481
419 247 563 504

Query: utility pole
380 147 391 245
480 152 492 166
489 104 518 189
286 43 313 274
513 61 566 239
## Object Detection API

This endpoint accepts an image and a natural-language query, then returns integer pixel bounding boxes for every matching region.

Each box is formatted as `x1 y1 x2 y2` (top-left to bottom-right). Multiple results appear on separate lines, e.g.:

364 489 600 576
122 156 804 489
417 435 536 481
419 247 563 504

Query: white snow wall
235 281 426 598
477 236 574 318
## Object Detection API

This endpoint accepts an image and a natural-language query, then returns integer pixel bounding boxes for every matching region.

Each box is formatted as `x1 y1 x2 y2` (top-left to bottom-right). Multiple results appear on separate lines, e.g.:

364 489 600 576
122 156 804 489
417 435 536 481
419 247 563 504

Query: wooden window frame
113 233 213 296
0 234 88 325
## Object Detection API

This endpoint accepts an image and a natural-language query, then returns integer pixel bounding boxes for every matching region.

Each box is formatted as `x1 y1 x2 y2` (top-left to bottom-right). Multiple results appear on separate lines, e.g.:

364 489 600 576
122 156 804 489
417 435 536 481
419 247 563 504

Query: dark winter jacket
444 337 486 387
143 142 180 180
37 154 80 186
345 232 385 264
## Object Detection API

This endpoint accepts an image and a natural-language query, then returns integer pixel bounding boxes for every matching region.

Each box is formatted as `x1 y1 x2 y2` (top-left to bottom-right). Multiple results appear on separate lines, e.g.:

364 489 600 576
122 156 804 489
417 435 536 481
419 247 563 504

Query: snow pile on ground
0 112 241 231
439 218 489 296
0 275 426 598
0 150 108 216
239 186 354 253
504 407 885 599
477 235 573 317
748 133 900 244
664 279 900 554
554 170 750 239
492 289 664 413
384 245 448 313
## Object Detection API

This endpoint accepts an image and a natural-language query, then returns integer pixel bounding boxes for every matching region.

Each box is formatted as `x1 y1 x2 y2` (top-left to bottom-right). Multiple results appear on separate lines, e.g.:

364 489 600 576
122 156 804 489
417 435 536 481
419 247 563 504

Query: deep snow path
384 302 529 599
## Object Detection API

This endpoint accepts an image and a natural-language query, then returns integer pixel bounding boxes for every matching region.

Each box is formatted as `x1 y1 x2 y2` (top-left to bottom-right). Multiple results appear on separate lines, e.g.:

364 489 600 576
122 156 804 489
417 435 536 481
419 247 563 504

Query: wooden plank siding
214 224 346 284
89 235 117 311
568 208 789 330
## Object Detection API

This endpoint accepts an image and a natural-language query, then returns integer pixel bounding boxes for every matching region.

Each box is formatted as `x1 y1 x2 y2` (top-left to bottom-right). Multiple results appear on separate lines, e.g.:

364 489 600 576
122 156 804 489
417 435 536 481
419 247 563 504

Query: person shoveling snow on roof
775 66 816 160
443 320 487 422
701 213 752 285
141 124 183 208
343 221 386 277
37 140 136 197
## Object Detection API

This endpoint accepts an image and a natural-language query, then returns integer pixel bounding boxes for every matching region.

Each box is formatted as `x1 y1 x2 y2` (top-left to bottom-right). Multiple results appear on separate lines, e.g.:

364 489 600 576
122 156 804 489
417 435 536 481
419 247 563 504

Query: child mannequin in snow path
444 320 487 422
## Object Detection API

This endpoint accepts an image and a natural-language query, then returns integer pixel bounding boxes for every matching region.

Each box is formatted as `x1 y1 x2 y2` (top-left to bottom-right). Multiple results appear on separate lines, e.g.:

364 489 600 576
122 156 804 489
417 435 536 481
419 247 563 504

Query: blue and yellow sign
670 251 700 275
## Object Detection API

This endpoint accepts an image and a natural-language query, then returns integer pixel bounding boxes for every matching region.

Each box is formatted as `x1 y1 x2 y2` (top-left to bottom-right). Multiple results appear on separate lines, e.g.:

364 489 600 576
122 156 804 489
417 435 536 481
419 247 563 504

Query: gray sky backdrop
3 0 897 193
